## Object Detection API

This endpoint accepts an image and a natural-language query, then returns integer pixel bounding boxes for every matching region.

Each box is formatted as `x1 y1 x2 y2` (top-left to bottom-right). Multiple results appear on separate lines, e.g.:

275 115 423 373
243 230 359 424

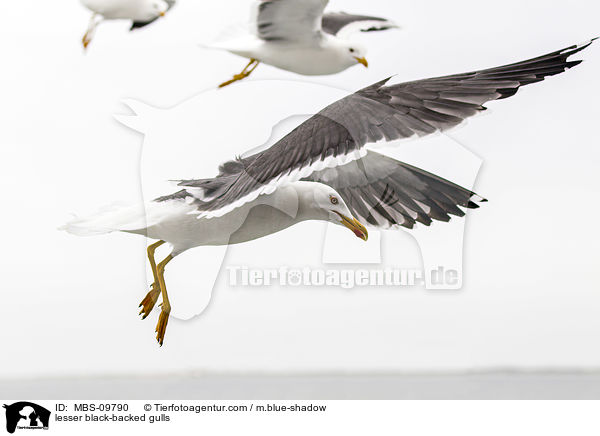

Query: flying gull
80 0 175 50
63 40 594 345
210 0 398 88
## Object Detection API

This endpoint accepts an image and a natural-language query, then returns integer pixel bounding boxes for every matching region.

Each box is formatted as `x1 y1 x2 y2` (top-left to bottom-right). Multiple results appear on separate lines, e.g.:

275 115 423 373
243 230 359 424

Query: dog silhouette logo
3 402 50 434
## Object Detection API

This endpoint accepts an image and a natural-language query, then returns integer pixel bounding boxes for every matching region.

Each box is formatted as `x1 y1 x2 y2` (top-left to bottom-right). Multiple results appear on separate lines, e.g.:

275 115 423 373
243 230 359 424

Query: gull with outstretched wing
208 0 398 87
63 40 594 345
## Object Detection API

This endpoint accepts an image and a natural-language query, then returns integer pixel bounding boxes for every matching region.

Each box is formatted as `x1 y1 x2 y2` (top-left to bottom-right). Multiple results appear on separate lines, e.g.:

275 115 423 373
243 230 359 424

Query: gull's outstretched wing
252 0 328 42
169 40 594 218
304 151 484 229
321 12 398 38
130 0 176 30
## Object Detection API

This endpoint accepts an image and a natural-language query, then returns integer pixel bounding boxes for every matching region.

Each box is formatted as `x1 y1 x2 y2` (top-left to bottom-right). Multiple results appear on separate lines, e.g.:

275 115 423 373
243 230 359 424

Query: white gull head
142 0 169 20
329 38 369 70
302 182 368 241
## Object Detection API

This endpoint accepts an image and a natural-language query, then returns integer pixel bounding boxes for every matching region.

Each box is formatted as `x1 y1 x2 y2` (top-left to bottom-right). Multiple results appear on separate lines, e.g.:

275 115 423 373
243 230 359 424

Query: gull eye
349 48 355 53
330 196 339 205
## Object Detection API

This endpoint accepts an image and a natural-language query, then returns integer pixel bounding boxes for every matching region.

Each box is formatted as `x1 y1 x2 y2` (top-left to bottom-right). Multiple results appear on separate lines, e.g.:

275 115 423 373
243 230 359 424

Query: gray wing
304 151 484 229
170 40 593 218
253 0 328 42
321 12 398 38
130 0 176 30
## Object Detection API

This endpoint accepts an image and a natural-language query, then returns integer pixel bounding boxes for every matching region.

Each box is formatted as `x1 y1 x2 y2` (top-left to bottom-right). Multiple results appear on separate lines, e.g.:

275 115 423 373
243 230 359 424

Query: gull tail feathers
61 201 197 236
59 202 166 236
60 203 150 236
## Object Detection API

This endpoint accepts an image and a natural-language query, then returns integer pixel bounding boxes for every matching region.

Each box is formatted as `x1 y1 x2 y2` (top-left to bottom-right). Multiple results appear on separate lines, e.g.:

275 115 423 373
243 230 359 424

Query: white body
63 182 344 256
140 184 329 253
213 34 362 75
80 0 164 21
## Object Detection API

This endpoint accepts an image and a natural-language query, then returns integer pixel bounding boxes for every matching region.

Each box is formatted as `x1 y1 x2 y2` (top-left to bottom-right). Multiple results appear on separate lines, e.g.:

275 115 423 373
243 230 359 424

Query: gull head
312 186 368 241
150 0 169 18
337 40 369 69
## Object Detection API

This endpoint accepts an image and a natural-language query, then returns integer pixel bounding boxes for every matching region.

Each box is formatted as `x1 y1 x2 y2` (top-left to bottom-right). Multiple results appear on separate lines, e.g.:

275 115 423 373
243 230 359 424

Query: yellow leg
82 33 91 49
218 59 260 88
155 254 174 346
82 13 99 50
139 240 166 319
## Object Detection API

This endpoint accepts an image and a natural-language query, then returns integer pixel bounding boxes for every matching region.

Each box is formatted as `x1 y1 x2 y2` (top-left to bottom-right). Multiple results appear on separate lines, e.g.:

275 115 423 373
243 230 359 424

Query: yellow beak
159 11 166 17
354 57 369 68
336 212 368 241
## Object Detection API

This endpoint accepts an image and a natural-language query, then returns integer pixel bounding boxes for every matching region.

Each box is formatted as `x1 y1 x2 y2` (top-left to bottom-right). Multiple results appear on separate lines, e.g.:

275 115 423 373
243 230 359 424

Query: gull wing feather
164 40 594 219
321 12 398 38
304 151 485 229
252 0 328 42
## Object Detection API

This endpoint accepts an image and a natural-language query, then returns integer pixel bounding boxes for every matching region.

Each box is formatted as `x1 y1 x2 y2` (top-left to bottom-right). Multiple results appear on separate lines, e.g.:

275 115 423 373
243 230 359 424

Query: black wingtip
469 193 488 204
381 76 397 86
360 25 397 33
562 38 597 59
497 87 520 99
130 19 158 31
565 59 584 69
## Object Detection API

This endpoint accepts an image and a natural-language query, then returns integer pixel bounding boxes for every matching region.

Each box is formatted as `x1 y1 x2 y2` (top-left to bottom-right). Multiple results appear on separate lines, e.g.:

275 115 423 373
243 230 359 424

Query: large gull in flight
63 40 594 345
80 0 175 50
209 0 398 87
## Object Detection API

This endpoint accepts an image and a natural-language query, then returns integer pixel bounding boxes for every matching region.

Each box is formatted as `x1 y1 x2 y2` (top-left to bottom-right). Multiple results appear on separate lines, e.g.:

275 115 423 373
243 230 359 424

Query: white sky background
0 0 599 378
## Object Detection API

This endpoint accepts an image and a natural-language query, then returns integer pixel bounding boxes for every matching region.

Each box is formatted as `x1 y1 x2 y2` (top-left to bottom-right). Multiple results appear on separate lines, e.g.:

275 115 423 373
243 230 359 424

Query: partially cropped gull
63 40 594 345
80 0 175 50
209 0 398 87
